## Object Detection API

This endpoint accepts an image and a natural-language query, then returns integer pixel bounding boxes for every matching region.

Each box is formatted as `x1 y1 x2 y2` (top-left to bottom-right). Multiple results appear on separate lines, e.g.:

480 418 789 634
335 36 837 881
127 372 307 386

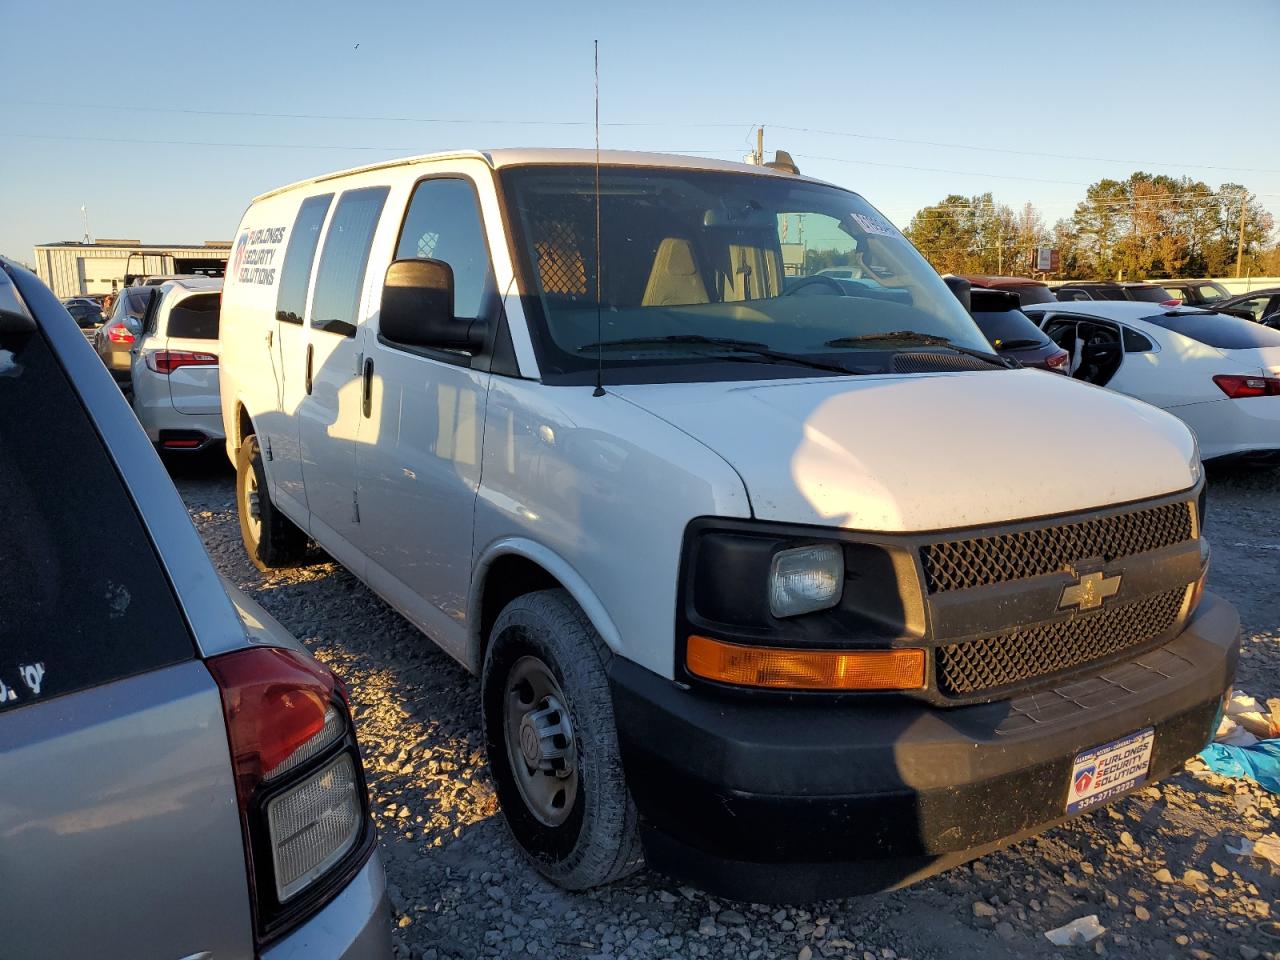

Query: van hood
612 370 1198 532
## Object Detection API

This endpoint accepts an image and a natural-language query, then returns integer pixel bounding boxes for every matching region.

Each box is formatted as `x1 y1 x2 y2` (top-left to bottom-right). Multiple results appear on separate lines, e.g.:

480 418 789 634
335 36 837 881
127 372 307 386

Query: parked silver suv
0 257 391 960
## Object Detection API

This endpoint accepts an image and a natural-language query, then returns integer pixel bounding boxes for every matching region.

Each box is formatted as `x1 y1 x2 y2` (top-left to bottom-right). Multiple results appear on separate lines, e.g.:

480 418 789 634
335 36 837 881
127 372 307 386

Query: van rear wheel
235 434 308 570
482 589 643 889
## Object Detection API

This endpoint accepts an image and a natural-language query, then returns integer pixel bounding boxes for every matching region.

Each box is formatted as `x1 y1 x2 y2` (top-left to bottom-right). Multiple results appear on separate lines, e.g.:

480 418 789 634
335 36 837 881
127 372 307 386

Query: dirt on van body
176 460 1279 960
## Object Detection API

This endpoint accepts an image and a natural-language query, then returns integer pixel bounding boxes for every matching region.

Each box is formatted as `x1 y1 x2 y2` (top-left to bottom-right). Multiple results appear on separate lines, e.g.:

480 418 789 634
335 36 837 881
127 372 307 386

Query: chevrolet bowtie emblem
1059 571 1122 612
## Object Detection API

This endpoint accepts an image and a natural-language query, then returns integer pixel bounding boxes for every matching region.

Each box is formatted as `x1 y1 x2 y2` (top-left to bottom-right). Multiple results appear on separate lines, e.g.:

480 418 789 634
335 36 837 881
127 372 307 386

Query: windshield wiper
577 335 861 376
825 330 1018 369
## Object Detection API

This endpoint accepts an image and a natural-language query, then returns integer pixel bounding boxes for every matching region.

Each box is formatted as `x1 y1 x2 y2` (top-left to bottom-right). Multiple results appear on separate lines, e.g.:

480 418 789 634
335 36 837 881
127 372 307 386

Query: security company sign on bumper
1066 727 1155 814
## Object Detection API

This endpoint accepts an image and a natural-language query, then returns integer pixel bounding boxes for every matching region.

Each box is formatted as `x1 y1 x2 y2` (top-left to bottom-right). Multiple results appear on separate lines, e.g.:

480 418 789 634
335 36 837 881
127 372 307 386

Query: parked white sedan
1022 300 1280 462
130 277 225 451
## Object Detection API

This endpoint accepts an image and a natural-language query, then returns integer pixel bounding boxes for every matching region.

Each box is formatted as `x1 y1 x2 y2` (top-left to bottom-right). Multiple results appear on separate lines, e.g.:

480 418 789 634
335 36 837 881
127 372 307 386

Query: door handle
305 343 314 395
362 357 373 418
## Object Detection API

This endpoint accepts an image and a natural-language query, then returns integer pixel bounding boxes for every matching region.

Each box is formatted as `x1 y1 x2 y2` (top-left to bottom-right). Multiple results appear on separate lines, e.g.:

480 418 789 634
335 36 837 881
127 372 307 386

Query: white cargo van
220 150 1238 900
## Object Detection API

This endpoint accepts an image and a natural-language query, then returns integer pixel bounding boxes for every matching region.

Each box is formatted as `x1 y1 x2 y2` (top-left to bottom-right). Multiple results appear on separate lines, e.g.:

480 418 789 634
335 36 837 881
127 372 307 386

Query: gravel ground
173 457 1279 960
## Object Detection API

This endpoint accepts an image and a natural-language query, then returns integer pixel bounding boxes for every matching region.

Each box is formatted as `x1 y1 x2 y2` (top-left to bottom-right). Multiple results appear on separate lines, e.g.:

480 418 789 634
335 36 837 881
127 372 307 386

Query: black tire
482 588 643 890
235 434 308 571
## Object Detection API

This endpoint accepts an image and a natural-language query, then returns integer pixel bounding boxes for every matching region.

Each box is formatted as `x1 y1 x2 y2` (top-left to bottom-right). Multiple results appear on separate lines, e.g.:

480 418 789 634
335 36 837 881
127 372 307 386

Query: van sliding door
298 186 389 564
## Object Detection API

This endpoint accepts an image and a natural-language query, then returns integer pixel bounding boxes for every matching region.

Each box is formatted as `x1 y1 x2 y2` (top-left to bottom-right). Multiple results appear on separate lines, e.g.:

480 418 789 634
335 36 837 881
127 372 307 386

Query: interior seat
642 238 709 306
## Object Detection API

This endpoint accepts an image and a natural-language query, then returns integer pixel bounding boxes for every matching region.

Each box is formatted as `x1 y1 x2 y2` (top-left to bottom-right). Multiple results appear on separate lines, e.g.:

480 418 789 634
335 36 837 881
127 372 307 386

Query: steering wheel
784 275 845 297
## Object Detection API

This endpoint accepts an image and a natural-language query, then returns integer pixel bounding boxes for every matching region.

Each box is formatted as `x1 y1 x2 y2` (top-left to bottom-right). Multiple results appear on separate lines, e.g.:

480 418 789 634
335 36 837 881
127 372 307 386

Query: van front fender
468 537 624 673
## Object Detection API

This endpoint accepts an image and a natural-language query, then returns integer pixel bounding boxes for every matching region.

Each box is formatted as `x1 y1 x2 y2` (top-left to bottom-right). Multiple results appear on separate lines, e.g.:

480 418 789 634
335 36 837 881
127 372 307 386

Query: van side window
396 178 494 319
276 194 333 325
311 187 389 337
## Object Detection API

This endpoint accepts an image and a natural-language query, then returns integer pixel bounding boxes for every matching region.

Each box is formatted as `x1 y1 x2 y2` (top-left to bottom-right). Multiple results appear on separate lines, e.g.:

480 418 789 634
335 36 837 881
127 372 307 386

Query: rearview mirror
942 275 972 314
380 258 485 353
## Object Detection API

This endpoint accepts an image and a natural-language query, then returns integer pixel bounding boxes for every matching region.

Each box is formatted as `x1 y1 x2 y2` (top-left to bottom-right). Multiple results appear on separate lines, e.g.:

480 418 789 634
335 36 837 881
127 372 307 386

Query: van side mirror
942 275 972 314
380 258 486 353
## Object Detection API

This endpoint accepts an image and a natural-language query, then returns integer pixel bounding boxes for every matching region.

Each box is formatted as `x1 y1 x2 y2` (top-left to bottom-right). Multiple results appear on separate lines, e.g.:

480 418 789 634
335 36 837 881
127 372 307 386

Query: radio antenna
592 39 605 398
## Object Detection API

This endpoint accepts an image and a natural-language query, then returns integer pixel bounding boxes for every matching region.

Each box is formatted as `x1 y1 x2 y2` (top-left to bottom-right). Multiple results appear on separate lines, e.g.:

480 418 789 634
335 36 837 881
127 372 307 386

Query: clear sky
3 0 1278 263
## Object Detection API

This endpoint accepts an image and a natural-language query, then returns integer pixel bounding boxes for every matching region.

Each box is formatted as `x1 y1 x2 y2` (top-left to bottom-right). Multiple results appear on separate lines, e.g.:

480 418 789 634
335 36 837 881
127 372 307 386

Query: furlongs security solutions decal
233 225 287 285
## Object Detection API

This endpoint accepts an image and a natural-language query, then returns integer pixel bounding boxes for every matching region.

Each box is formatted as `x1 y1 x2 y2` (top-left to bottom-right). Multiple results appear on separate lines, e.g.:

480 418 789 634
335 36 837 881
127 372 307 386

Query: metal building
32 239 231 298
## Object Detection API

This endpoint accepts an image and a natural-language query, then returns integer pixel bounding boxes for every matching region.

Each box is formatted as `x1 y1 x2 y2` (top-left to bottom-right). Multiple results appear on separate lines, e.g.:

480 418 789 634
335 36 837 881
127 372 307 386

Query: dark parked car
969 288 1069 371
1156 279 1231 308
93 285 155 383
0 256 391 960
62 297 106 329
1054 282 1178 305
961 275 1057 307
1208 287 1280 326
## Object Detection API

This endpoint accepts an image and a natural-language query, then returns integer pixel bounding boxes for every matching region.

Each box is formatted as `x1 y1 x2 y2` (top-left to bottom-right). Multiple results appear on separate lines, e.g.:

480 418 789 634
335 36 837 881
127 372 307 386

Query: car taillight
145 350 218 374
107 325 135 343
1046 349 1070 370
1213 374 1280 398
1160 299 1181 307
207 646 372 945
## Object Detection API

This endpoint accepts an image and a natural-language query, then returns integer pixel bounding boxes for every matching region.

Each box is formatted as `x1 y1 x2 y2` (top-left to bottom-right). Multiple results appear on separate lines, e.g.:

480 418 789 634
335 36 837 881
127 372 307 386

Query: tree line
904 172 1279 280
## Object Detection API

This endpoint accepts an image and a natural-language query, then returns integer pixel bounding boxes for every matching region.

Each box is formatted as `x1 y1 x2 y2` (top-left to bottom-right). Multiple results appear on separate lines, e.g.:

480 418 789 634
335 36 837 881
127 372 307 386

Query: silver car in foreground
0 257 391 960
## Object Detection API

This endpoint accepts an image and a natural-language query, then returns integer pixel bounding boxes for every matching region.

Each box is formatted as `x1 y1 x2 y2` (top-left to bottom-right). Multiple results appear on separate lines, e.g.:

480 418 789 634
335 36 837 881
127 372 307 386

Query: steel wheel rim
244 468 263 544
503 654 579 827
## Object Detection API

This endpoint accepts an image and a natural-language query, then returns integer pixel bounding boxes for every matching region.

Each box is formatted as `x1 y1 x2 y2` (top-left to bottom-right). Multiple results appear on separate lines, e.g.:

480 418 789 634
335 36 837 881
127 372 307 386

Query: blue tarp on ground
1199 739 1280 793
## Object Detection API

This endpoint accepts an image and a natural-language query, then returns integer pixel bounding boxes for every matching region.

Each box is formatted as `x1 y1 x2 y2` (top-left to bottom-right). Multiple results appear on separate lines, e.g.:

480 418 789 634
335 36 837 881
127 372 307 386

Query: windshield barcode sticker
849 213 899 238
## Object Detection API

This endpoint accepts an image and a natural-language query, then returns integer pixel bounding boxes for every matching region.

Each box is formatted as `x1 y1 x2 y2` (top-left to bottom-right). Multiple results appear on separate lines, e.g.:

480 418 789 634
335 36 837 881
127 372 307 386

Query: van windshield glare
500 166 989 381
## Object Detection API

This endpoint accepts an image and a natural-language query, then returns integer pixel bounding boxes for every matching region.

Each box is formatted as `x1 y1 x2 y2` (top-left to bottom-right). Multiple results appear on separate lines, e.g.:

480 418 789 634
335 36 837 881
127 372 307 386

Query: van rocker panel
609 592 1238 902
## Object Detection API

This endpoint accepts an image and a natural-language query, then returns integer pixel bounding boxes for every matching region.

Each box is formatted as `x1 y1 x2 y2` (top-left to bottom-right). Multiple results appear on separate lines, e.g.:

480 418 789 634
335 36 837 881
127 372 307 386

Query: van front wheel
235 435 308 570
482 589 643 889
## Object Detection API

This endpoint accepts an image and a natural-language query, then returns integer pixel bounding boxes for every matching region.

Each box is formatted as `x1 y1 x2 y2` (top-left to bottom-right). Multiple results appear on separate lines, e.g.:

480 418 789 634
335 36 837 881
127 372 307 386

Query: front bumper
262 852 392 960
610 593 1239 902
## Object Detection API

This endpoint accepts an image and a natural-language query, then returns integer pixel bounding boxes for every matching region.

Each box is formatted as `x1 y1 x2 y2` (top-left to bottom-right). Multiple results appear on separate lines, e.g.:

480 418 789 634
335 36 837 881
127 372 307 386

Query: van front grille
921 501 1194 594
936 587 1186 697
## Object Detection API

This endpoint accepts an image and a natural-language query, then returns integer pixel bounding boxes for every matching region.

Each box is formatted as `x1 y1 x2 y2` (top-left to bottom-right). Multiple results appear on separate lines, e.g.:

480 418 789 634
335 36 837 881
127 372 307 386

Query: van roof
252 148 826 202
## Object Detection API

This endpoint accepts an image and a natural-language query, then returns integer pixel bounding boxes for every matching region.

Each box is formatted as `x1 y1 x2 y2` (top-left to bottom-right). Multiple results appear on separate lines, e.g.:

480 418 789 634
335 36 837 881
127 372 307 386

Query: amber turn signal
686 635 926 691
1187 570 1207 618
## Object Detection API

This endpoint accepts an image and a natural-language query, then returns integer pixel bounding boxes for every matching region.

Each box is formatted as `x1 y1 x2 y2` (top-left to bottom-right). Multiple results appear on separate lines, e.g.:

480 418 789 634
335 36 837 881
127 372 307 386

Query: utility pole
756 126 764 166
993 206 1003 276
1236 190 1247 279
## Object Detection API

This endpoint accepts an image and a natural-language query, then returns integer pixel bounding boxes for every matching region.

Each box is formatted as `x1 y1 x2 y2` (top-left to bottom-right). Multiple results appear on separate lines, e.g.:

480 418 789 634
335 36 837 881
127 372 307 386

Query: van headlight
769 544 844 618
1188 434 1202 484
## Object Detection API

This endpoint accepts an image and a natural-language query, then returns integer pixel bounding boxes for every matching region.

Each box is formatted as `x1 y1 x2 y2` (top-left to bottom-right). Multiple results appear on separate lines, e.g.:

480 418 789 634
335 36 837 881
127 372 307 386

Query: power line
26 100 752 130
27 99 1279 177
792 152 1089 186
14 133 734 154
771 124 1280 176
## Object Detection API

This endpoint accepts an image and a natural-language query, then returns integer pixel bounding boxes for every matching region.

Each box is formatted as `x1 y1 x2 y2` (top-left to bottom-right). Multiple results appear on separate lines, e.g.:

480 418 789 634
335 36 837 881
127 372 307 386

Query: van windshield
501 166 989 383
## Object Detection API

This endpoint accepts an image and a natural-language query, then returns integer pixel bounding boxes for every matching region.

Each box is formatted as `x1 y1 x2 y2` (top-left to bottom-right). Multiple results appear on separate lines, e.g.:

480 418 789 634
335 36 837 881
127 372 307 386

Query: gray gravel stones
173 457 1280 960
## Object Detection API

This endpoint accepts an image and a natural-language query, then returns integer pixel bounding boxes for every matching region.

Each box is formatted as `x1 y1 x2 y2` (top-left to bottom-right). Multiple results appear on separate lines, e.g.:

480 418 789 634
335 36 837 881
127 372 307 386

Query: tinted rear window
166 293 220 339
276 193 333 326
123 288 153 316
971 309 1051 347
0 324 195 714
1011 285 1056 306
1126 286 1173 303
1144 312 1280 349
